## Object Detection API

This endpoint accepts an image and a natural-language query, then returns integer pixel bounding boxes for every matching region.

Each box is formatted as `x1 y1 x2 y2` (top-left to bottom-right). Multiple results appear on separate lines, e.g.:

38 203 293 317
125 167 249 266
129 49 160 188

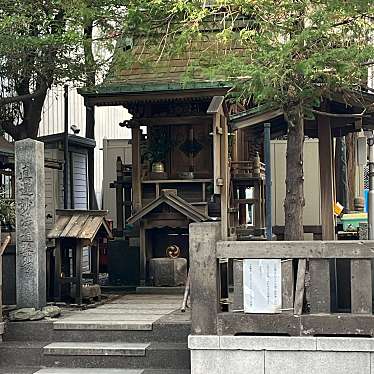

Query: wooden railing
230 160 265 178
190 222 374 337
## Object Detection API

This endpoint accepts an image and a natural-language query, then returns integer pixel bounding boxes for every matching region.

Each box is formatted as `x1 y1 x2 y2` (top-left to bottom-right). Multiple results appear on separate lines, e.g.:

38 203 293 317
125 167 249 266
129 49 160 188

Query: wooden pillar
91 244 99 285
75 241 83 305
131 126 142 213
220 115 229 239
310 112 334 313
86 105 97 210
54 241 62 301
139 222 146 286
318 114 335 240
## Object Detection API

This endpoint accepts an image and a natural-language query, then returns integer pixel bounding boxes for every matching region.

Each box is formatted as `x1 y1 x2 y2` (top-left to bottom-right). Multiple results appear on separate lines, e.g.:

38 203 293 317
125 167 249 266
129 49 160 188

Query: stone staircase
0 294 191 374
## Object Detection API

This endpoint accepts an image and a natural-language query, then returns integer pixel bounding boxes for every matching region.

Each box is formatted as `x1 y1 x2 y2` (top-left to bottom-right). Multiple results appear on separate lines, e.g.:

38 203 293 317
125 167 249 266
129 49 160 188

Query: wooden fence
190 222 374 337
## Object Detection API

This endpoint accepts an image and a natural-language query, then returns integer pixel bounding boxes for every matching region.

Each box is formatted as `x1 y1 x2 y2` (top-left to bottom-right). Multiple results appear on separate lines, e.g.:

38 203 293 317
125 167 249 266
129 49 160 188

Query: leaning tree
120 0 374 239
0 0 126 140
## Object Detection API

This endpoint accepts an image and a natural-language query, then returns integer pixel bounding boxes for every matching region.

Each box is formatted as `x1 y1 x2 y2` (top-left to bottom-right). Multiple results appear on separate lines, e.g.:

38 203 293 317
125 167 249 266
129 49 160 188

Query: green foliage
0 0 126 138
119 0 374 111
0 187 15 227
144 127 172 164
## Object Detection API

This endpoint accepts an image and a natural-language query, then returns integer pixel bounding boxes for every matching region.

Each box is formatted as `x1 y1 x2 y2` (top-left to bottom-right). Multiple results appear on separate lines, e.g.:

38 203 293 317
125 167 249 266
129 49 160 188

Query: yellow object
334 202 344 216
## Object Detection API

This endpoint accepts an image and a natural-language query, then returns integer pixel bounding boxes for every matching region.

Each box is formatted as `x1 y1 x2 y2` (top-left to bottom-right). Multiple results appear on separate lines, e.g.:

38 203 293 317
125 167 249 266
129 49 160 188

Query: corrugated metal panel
71 152 88 210
39 85 131 208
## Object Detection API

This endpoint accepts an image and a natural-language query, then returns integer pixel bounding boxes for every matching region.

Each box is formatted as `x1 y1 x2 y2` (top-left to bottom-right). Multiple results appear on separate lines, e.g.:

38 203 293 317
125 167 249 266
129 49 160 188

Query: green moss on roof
79 81 231 96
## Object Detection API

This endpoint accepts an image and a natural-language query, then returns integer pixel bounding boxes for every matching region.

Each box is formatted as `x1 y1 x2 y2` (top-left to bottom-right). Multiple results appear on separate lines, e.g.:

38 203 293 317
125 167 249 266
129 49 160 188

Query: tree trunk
284 104 305 241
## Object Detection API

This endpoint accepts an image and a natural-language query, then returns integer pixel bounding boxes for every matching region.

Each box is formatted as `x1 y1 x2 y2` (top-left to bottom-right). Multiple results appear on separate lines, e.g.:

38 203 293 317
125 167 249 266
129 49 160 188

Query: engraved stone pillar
15 139 46 309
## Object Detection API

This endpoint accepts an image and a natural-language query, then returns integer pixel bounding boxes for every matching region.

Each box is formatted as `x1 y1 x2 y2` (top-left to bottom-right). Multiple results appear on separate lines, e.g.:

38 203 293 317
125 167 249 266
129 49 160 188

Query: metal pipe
264 123 272 240
368 136 374 239
63 85 69 209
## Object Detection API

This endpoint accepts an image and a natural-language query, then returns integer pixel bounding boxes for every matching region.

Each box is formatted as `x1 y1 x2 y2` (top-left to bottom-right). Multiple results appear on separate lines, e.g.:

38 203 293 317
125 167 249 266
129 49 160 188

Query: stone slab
82 308 173 315
191 350 264 374
0 322 4 335
136 287 185 295
220 336 317 351
34 370 144 374
15 139 46 309
316 337 374 352
58 314 160 321
188 335 220 350
266 351 370 374
43 342 150 356
53 321 153 331
104 303 179 309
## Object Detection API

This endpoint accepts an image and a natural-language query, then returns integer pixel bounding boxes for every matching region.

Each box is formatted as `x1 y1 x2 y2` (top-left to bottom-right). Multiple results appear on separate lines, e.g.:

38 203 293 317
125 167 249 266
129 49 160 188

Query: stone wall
189 335 374 374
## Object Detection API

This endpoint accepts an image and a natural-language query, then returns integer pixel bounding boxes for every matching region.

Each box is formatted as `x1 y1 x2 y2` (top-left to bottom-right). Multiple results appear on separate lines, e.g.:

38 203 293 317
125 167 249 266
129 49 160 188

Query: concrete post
15 139 46 309
189 222 221 335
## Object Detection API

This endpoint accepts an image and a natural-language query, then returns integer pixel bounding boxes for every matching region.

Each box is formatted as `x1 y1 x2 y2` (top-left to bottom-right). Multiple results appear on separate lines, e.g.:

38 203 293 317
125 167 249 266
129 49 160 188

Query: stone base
189 335 374 374
149 258 187 287
82 284 101 300
0 321 4 341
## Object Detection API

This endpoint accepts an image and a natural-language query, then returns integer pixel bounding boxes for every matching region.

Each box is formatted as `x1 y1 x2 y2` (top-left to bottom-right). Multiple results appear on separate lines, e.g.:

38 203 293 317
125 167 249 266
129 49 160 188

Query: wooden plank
207 96 225 114
282 260 294 314
47 216 71 239
232 260 243 311
309 259 331 313
217 312 301 336
190 222 221 335
351 259 372 314
60 215 80 237
216 240 374 259
300 314 374 337
220 115 229 239
212 113 222 195
294 259 307 315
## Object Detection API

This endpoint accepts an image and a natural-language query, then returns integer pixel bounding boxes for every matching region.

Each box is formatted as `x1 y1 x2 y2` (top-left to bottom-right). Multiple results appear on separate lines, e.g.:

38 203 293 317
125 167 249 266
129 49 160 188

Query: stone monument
15 139 46 309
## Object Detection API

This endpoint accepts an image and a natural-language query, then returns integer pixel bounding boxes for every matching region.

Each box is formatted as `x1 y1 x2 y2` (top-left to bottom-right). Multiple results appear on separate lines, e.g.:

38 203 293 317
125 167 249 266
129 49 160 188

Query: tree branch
0 84 46 105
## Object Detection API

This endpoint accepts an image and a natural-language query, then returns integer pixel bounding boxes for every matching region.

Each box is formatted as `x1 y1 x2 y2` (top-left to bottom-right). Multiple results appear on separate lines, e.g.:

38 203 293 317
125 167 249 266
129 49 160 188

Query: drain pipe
368 135 374 239
63 85 69 209
264 123 272 240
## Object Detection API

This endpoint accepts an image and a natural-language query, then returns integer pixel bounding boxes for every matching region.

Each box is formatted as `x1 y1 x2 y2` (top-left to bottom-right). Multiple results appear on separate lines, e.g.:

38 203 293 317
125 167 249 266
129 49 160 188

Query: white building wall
39 85 131 207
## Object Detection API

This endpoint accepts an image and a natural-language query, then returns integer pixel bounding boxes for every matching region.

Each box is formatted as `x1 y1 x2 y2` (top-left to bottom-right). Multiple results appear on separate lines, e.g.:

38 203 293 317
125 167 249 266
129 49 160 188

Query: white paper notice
243 259 282 313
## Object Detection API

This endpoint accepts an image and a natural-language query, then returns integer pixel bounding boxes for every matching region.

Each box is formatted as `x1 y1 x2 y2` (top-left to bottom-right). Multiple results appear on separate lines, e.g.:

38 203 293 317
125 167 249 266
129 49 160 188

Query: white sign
243 259 282 313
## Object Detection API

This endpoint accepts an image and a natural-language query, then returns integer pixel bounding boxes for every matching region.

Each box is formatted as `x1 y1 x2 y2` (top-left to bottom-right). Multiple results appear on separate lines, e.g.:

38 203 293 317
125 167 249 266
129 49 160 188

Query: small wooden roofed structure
229 90 374 241
127 189 209 285
47 209 112 243
128 189 209 227
47 209 112 304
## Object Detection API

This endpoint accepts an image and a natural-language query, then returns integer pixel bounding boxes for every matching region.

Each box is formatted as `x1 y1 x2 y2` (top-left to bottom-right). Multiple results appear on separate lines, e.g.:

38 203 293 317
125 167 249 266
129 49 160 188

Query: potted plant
0 187 15 231
144 128 171 175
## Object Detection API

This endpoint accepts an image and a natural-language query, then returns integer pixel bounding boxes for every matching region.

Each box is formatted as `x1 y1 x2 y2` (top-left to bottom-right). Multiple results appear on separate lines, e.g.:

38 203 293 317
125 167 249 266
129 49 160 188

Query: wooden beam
351 260 372 314
294 259 307 315
309 259 331 313
131 126 142 212
318 113 335 240
216 240 374 259
220 115 229 239
207 96 225 114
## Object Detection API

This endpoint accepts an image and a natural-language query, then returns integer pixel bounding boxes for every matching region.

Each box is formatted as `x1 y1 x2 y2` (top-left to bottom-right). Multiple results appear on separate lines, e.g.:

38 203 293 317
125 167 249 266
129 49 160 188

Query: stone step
35 370 143 374
0 368 191 374
0 341 190 370
5 320 190 343
53 320 153 331
43 342 150 357
42 342 190 370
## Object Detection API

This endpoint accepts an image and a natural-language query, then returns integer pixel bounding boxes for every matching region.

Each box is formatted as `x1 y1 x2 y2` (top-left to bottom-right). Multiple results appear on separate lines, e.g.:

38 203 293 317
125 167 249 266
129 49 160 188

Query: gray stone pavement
53 294 185 331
